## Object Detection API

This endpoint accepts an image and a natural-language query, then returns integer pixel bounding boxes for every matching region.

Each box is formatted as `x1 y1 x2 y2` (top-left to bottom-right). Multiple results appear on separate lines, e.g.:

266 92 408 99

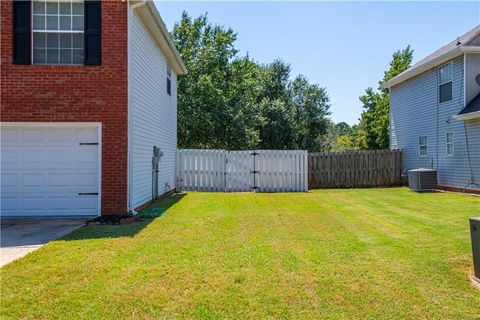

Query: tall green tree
359 46 413 149
171 12 249 149
290 75 331 152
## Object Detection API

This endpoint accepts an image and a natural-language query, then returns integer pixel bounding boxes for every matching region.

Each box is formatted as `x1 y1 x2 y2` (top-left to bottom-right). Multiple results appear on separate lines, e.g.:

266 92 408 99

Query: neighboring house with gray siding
385 26 480 193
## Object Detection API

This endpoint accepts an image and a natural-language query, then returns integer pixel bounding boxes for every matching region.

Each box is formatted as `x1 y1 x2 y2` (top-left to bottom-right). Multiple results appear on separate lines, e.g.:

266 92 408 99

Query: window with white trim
32 0 84 65
446 132 454 156
438 63 452 103
419 136 428 156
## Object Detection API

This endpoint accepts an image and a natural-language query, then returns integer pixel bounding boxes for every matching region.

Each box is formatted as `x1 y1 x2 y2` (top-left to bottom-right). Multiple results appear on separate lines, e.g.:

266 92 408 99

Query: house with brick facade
1 0 187 216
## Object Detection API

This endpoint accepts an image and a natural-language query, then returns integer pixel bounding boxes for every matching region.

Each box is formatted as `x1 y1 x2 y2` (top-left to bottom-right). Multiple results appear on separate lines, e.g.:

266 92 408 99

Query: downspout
127 0 147 215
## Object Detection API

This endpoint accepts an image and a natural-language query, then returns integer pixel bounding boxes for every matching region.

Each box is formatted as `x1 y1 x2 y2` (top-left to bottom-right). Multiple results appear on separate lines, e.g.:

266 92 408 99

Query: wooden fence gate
308 149 404 188
177 149 308 192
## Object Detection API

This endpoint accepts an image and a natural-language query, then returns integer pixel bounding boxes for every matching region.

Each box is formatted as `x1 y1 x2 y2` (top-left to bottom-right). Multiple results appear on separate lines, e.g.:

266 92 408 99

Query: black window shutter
84 0 101 66
12 0 31 65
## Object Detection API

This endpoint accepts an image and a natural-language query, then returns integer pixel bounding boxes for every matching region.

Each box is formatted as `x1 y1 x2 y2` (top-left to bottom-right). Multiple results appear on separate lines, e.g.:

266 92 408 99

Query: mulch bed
86 215 141 226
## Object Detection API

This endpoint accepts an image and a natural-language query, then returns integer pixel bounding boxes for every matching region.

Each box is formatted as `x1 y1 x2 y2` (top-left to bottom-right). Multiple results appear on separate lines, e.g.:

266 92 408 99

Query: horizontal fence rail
177 149 308 192
308 149 404 189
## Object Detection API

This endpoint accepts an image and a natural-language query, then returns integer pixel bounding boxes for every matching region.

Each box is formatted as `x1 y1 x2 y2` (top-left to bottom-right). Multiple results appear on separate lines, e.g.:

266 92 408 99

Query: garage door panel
1 129 18 144
22 173 45 187
1 174 17 188
74 173 98 187
47 129 75 143
77 128 98 142
1 125 100 216
1 196 17 212
1 150 18 166
22 129 46 143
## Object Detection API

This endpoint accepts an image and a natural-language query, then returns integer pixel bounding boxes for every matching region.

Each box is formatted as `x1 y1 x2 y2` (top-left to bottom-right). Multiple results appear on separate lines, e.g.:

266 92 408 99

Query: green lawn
1 188 479 319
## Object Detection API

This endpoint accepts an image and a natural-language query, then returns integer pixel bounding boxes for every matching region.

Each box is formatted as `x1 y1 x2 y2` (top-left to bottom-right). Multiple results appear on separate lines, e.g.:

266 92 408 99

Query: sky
155 1 480 125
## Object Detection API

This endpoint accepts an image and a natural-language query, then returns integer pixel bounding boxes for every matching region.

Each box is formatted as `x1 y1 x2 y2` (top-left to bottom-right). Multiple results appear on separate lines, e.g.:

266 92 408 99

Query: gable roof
132 1 187 75
384 25 480 88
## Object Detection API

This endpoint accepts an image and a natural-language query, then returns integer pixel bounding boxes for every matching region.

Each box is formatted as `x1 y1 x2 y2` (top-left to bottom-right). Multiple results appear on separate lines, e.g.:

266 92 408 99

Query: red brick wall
1 1 129 215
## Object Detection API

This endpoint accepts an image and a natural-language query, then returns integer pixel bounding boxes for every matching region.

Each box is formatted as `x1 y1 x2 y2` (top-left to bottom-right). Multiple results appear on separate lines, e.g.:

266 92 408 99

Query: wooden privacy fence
177 149 308 192
308 149 404 188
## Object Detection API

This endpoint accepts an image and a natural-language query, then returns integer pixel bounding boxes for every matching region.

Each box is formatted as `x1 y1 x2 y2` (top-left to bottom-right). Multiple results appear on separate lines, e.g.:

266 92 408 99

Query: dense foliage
171 12 331 151
171 12 413 152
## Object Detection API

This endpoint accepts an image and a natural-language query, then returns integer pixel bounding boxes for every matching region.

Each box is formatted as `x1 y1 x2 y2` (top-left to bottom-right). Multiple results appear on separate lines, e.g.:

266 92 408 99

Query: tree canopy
171 12 413 152
171 12 331 151
357 46 414 150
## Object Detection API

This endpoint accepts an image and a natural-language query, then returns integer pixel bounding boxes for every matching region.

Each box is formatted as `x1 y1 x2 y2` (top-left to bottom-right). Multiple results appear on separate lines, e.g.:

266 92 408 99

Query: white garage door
1 124 100 216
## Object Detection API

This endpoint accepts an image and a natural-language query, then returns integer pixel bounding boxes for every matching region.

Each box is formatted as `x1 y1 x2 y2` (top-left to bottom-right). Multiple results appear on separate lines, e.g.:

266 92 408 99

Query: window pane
46 1 58 14
33 15 46 30
47 15 58 30
439 82 452 103
46 33 59 48
60 16 71 30
60 49 72 64
447 144 453 155
447 133 453 143
60 33 71 48
439 64 452 83
59 2 71 14
32 1 85 65
47 49 59 64
419 136 427 145
72 2 84 15
33 1 46 14
33 48 46 64
33 33 46 48
72 33 84 49
72 16 84 31
420 146 427 156
73 49 84 64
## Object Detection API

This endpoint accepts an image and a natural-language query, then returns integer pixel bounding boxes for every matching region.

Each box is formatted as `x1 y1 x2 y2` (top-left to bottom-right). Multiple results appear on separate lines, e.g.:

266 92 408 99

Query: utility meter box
470 217 480 280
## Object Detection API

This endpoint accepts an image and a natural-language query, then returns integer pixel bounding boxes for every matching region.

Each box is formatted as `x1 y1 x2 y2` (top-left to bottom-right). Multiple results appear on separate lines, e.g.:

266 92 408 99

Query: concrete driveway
1 217 89 267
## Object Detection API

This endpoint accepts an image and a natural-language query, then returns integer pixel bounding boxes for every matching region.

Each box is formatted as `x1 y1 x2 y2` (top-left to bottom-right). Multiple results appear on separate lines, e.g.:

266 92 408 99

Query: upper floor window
166 65 172 96
419 135 428 156
446 132 454 156
438 63 452 103
32 0 84 65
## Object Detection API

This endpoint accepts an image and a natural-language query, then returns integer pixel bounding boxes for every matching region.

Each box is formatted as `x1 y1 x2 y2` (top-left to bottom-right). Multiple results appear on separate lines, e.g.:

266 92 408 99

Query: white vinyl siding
129 8 177 209
390 56 480 190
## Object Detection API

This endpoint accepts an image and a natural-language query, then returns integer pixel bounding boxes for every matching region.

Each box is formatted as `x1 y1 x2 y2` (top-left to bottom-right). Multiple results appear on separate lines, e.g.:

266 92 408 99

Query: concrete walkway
1 217 89 267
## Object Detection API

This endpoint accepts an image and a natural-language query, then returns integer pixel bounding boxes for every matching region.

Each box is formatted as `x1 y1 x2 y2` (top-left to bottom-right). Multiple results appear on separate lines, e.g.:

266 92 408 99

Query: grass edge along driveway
1 188 479 319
